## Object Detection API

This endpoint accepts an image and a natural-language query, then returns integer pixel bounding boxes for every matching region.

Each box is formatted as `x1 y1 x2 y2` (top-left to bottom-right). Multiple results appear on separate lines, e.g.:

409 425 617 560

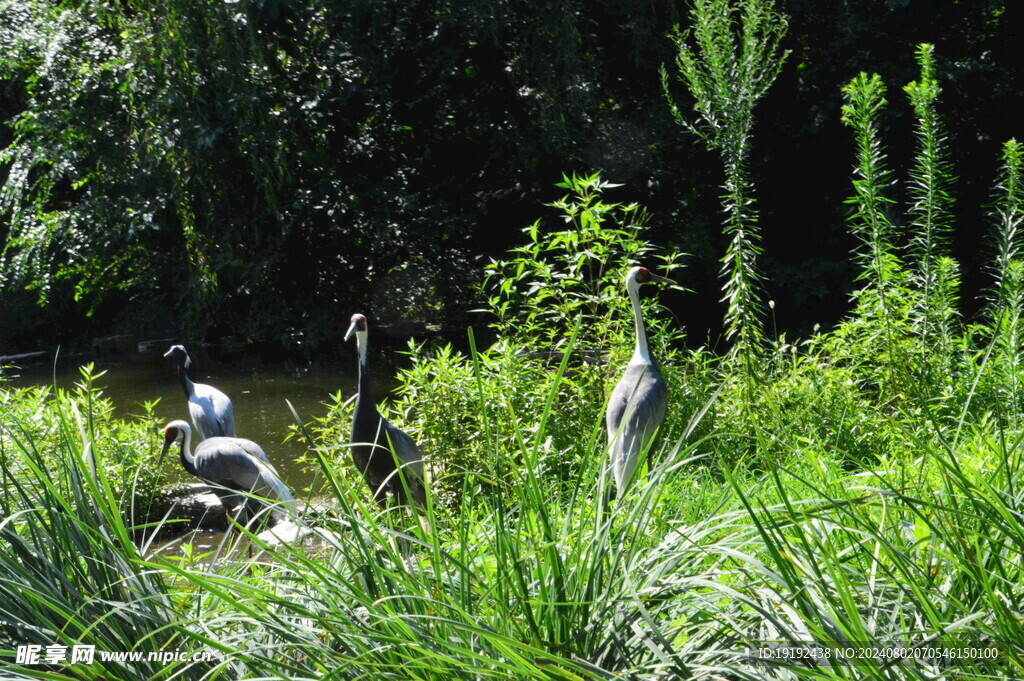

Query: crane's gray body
604 266 674 494
164 345 236 440
193 436 287 498
606 359 668 491
346 314 427 509
351 397 427 508
160 421 292 527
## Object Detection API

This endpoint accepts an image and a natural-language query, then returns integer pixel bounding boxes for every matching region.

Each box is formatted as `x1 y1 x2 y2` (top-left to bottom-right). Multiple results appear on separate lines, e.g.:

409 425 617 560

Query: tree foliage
0 1 1023 352
1 0 681 348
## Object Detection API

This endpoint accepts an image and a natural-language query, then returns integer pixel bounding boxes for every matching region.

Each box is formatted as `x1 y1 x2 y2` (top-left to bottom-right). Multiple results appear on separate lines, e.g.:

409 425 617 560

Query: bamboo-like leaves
662 0 789 380
985 140 1024 419
841 72 899 292
904 44 958 365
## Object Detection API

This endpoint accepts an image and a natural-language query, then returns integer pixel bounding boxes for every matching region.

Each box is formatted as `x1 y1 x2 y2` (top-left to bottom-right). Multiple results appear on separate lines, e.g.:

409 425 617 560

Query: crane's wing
188 396 218 440
195 438 293 503
189 383 236 439
216 395 236 438
231 431 271 465
606 362 668 491
384 420 424 474
383 419 427 508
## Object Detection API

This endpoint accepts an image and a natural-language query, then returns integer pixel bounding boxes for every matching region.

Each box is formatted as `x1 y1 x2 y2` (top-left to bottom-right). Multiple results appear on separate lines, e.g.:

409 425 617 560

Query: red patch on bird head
350 313 367 331
635 267 652 283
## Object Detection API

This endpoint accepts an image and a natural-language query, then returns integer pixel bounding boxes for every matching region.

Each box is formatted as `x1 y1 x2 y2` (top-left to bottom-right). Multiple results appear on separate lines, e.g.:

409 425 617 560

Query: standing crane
158 420 293 528
605 266 675 495
345 313 428 519
164 345 236 440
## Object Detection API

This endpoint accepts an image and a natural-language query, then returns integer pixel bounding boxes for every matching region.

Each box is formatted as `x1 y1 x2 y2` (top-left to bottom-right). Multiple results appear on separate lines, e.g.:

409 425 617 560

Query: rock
137 338 177 354
160 483 228 532
0 351 48 365
158 484 343 547
256 519 308 545
255 501 345 546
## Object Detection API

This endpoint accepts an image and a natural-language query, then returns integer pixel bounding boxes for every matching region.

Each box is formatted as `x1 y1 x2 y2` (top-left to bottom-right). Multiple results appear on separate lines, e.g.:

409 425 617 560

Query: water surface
5 349 358 493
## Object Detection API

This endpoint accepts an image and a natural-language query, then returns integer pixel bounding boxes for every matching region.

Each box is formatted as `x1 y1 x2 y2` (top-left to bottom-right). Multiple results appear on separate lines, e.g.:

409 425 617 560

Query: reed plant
0 371 210 680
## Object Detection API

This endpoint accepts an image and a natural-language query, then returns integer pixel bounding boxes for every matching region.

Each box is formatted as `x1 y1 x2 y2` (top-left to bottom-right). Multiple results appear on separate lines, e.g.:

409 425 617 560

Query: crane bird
606 266 675 495
164 345 236 440
345 313 428 520
158 420 294 528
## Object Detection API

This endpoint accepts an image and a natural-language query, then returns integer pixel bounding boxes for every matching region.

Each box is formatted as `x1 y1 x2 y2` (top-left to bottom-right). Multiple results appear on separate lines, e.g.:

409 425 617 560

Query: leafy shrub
394 336 608 507
0 365 169 528
483 172 685 355
380 173 685 504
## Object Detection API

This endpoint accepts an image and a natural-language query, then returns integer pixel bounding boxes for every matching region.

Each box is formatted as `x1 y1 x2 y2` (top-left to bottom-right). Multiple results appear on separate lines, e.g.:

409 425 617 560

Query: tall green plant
661 0 788 381
904 44 958 370
838 72 906 394
834 47 967 405
483 172 684 357
841 72 900 299
984 139 1024 417
989 139 1024 304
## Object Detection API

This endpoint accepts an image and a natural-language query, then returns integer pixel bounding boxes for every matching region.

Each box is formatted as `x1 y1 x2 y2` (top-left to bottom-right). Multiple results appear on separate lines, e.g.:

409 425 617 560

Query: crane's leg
372 482 389 509
222 494 254 560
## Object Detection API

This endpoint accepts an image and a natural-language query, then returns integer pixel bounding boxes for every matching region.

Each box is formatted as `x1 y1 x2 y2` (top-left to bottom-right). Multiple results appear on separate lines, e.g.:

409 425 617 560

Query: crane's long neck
178 428 197 477
177 358 195 398
355 331 374 407
628 281 652 365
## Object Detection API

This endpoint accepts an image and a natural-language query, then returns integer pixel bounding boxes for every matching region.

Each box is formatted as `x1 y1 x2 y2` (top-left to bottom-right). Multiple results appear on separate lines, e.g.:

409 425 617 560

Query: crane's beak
157 437 172 467
158 428 179 467
163 346 191 368
344 321 357 342
650 273 676 285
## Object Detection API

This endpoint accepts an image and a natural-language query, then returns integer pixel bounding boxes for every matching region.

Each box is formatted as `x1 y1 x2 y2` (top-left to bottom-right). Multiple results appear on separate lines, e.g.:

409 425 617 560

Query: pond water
4 348 363 494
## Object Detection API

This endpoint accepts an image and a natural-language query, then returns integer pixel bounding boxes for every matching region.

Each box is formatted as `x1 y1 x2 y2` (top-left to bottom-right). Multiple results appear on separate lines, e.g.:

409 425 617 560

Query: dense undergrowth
2 34 1024 681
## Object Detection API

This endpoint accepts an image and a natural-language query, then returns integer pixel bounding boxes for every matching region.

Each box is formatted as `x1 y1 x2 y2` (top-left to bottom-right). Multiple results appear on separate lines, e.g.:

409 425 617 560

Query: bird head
627 266 675 288
163 344 192 368
345 313 368 343
157 420 191 467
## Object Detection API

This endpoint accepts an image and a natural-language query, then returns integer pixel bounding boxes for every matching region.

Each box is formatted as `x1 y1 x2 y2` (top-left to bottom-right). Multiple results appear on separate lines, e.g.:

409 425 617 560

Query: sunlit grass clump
2 356 1023 679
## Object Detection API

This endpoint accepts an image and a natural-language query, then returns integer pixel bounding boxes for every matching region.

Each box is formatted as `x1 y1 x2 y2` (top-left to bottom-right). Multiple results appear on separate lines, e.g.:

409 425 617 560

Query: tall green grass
3 336 1023 679
0 378 212 680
